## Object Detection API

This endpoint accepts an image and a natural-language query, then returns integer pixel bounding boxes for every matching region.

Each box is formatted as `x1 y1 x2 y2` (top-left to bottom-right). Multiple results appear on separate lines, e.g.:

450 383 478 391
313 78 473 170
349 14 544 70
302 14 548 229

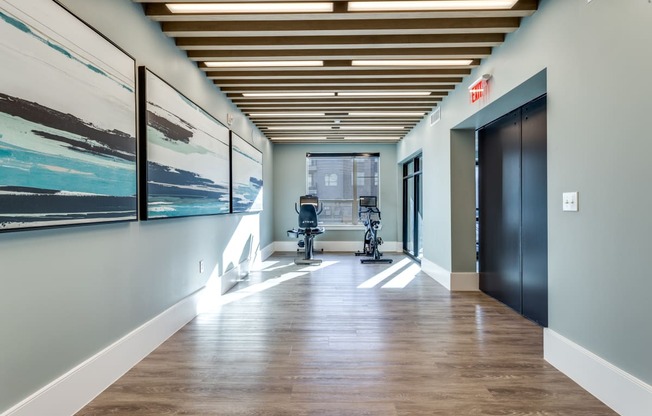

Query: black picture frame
230 132 263 213
0 0 138 232
138 67 231 220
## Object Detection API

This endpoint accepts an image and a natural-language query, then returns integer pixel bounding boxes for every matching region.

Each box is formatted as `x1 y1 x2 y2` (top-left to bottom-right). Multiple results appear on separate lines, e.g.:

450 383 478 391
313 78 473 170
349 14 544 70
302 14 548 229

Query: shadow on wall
200 213 261 302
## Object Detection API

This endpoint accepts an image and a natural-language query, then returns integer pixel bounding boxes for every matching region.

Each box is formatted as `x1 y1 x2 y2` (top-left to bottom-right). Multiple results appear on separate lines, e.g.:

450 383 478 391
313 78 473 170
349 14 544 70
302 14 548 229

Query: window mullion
352 156 358 223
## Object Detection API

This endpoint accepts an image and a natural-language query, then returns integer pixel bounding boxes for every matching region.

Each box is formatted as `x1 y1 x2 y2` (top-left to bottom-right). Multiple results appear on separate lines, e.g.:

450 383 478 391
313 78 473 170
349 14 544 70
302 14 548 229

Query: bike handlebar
358 206 381 221
295 202 323 215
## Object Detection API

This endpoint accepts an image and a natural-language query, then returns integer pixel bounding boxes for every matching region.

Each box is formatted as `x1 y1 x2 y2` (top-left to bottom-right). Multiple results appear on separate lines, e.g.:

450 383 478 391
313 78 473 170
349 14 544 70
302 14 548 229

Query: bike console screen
359 196 377 208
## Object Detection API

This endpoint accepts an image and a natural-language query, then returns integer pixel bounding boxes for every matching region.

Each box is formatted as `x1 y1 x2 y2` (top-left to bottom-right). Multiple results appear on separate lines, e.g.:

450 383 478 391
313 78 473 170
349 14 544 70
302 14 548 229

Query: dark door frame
402 154 422 262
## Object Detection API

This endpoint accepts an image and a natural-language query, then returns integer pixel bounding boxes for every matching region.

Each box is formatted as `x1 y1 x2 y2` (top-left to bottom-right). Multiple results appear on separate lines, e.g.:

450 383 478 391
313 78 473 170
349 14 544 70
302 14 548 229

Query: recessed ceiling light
205 61 323 68
348 111 426 117
352 59 473 66
242 92 335 98
347 1 518 12
167 2 334 14
248 112 325 117
337 91 432 97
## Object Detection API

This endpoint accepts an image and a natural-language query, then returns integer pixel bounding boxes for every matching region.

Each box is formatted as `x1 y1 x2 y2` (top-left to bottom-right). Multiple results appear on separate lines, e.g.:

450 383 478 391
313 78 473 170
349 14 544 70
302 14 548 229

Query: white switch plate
563 192 579 212
199 260 205 273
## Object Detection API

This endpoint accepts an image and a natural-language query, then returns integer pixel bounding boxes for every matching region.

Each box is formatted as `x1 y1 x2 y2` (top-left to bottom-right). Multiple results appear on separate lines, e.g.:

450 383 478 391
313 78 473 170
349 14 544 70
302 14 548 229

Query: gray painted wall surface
399 0 652 384
273 143 399 245
0 0 273 411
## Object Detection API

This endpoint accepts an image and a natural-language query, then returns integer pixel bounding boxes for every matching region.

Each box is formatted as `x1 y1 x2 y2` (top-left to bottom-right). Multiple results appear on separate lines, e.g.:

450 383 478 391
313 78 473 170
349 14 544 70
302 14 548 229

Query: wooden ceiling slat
264 131 407 135
162 17 522 37
270 139 404 143
219 85 452 92
201 60 481 71
145 1 537 21
249 114 427 117
217 77 463 86
186 47 492 60
175 33 505 50
238 103 434 112
229 98 444 104
205 68 472 79
220 83 453 89
257 121 421 126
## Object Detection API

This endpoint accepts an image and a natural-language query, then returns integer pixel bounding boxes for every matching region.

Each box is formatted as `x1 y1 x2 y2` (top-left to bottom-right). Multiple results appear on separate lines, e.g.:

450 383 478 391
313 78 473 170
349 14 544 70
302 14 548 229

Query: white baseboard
421 258 478 291
544 329 652 416
450 271 479 291
260 242 275 261
220 263 245 295
2 289 203 416
274 240 401 253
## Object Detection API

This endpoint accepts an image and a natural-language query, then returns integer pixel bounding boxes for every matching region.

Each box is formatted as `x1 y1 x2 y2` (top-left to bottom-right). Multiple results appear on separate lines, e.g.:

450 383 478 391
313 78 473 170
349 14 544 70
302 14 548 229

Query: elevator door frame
476 94 548 327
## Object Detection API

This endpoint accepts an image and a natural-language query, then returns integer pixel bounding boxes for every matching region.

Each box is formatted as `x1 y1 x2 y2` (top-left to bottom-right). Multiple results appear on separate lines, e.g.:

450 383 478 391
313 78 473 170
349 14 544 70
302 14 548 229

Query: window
306 153 380 225
325 173 338 187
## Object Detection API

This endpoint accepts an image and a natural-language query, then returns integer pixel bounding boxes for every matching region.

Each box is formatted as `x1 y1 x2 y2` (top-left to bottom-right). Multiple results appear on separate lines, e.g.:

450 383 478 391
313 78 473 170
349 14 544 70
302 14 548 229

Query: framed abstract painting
139 68 230 219
0 0 138 231
230 132 263 213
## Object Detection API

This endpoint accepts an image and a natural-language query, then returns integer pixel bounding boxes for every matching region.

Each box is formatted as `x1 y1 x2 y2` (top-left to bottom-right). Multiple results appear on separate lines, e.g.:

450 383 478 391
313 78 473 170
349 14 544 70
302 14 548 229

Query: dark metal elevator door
521 97 548 326
478 109 523 315
478 95 548 327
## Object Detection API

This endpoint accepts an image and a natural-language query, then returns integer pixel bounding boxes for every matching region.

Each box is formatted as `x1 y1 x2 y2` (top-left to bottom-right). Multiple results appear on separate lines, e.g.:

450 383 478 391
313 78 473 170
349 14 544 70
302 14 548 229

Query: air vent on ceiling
430 107 441 126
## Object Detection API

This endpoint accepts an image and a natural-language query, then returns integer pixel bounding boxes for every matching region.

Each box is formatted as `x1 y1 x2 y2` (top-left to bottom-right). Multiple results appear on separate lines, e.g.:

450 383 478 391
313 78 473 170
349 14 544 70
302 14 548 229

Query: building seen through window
306 153 380 225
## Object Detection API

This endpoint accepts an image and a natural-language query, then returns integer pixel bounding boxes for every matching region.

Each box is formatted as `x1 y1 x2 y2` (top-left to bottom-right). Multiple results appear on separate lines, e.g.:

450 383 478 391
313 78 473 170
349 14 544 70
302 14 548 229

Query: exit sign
469 76 490 104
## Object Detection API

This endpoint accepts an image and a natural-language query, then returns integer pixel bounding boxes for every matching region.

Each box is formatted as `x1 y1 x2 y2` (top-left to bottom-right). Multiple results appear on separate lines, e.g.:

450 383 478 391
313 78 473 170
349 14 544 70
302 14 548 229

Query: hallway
77 254 614 415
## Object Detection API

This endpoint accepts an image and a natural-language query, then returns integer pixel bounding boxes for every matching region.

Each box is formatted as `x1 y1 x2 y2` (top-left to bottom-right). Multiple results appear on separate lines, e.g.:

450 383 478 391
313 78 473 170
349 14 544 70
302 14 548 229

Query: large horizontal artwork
230 133 263 213
0 0 138 231
140 68 230 219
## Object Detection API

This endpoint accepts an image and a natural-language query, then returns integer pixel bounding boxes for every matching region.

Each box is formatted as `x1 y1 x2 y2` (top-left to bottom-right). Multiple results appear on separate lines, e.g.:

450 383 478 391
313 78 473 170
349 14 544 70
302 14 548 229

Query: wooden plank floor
77 253 616 415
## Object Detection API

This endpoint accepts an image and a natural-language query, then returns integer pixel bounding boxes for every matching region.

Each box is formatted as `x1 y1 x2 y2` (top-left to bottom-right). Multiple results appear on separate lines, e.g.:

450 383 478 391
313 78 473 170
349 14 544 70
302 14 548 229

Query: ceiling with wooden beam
134 0 538 143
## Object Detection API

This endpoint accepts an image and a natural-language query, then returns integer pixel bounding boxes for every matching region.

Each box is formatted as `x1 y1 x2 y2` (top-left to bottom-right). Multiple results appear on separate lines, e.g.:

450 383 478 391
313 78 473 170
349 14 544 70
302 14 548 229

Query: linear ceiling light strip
337 91 432 96
205 61 323 68
352 59 473 66
249 112 326 117
347 1 518 12
166 2 334 14
242 92 336 97
348 111 426 116
241 92 433 97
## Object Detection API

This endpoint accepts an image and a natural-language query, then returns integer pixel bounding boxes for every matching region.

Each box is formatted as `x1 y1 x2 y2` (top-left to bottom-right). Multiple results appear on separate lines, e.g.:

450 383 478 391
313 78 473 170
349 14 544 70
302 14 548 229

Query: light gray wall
273 143 399 245
450 129 476 273
399 0 652 384
0 0 273 412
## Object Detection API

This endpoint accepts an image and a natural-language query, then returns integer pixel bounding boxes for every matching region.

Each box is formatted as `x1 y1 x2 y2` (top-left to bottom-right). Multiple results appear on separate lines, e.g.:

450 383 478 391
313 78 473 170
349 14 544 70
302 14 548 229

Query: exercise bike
286 195 325 265
355 196 393 264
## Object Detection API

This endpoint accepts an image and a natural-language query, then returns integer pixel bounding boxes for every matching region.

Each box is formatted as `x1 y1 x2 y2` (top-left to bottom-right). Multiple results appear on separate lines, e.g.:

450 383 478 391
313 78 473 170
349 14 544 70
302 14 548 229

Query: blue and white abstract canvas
231 133 263 213
142 69 230 219
0 0 137 231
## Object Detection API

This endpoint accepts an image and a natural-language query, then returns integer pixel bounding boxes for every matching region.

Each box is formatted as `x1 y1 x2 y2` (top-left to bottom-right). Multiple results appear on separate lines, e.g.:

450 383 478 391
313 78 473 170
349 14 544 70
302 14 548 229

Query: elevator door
478 95 548 327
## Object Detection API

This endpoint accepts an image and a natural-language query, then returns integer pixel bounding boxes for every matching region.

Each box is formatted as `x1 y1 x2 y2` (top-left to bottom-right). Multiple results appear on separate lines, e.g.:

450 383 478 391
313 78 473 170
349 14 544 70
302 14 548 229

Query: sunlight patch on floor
381 263 421 289
255 261 296 272
357 258 413 289
198 271 308 313
250 260 280 271
298 260 339 272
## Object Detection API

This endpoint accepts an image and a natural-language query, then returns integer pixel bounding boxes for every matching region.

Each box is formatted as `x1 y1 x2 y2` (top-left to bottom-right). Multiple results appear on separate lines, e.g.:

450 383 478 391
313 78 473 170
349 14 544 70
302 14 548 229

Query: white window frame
305 152 381 227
